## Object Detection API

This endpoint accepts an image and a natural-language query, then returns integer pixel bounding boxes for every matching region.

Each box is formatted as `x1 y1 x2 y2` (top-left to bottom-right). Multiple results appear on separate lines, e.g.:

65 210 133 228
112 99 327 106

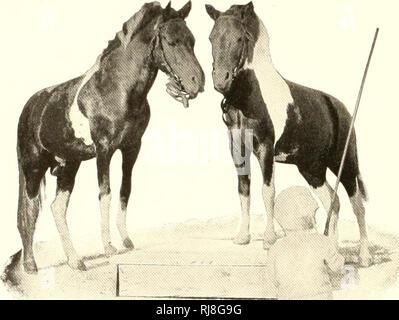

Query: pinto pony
206 2 371 266
16 1 204 273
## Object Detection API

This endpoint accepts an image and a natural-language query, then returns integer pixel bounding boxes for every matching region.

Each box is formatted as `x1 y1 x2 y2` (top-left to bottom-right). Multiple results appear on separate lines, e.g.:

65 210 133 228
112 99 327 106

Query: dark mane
218 5 260 44
100 3 163 63
101 37 122 62
224 5 249 19
162 7 183 21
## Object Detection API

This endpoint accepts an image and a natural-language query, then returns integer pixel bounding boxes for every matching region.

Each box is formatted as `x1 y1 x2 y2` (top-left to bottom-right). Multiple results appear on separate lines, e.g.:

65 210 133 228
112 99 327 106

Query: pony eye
169 39 179 47
237 37 243 42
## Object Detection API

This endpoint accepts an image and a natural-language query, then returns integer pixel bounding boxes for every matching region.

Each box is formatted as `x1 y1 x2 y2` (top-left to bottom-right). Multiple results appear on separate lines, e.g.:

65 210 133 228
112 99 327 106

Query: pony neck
245 18 278 75
93 16 160 92
99 38 156 86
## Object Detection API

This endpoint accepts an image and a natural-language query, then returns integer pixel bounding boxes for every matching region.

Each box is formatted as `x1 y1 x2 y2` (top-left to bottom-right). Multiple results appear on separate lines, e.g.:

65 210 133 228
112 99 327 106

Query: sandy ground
2 215 399 300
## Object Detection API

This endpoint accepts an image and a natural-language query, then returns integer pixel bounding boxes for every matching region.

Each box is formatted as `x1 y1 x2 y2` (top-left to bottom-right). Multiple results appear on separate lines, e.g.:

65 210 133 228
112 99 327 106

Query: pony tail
1 250 22 288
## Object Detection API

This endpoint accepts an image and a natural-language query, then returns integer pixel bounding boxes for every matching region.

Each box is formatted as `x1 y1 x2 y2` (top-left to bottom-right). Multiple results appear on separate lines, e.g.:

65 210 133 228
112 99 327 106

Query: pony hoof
104 244 118 257
359 254 373 268
23 260 38 274
123 238 135 250
68 259 87 271
263 232 277 250
233 234 251 245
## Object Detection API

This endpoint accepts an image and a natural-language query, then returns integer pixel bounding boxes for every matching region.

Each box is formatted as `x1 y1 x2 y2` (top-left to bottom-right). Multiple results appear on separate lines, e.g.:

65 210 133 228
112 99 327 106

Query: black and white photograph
0 0 398 301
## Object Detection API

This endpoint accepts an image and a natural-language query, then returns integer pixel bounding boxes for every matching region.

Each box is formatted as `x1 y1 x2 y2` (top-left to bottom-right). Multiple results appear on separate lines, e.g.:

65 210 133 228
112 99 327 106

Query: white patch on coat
238 194 250 234
51 190 79 261
244 18 294 143
100 193 112 246
69 57 100 146
117 205 129 241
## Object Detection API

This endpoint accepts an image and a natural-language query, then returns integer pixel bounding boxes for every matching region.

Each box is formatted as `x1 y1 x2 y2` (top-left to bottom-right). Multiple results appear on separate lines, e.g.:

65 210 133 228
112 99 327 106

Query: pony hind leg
51 161 86 271
349 187 372 267
17 157 49 274
328 148 372 267
339 170 372 267
297 165 341 239
312 181 340 242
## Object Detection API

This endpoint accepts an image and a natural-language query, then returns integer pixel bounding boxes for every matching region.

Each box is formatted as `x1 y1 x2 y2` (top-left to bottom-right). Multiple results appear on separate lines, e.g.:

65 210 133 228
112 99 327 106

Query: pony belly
41 128 96 162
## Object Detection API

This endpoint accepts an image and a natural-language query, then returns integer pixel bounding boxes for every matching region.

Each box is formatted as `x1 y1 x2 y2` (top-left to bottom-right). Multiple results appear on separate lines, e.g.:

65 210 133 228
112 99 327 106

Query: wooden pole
324 28 379 236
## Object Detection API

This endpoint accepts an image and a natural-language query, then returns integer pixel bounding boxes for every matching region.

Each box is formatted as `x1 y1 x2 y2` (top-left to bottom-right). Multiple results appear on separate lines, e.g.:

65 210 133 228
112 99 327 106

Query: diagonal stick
324 28 379 236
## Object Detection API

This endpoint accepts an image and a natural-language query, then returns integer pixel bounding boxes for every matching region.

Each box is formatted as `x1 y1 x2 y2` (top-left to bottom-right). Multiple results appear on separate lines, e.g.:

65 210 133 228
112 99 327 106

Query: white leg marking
117 206 128 241
51 191 84 269
117 203 134 249
100 194 117 256
263 169 277 248
350 190 372 267
69 57 101 146
312 182 340 242
244 18 294 142
234 194 251 245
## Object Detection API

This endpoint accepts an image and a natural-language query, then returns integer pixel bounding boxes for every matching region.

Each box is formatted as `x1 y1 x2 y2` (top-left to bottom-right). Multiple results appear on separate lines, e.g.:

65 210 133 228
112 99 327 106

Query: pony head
152 1 205 107
206 2 259 94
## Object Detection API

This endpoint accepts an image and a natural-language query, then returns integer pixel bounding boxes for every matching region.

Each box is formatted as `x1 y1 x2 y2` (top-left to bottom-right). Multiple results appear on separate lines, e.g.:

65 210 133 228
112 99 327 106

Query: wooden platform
2 216 399 299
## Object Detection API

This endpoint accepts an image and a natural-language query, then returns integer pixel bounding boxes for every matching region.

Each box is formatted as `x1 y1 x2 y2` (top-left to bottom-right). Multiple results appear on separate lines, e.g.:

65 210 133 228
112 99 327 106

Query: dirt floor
2 215 399 300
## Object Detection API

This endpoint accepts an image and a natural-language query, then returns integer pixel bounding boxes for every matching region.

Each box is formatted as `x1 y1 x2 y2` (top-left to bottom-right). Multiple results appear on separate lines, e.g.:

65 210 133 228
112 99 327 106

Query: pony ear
205 4 221 21
245 1 254 11
165 1 172 11
241 1 255 20
178 1 192 19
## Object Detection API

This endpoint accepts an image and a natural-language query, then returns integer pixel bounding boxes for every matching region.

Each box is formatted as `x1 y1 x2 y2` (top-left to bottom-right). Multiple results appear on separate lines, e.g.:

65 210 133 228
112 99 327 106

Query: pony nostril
225 72 230 80
191 76 196 82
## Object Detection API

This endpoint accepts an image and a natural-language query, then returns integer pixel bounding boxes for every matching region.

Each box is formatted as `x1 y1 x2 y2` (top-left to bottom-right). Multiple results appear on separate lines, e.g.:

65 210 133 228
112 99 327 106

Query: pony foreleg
230 129 252 245
96 147 117 257
18 174 42 274
262 171 277 249
254 141 277 249
17 155 48 274
234 175 251 245
117 145 141 249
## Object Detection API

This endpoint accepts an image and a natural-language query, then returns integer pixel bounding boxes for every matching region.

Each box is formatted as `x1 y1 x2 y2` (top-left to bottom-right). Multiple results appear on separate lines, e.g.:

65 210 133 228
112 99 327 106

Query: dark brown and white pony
16 1 204 273
206 2 371 266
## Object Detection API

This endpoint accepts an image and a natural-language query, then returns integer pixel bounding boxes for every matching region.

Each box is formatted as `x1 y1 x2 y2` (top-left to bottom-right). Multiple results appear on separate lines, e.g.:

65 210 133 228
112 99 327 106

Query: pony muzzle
181 67 205 99
213 70 233 94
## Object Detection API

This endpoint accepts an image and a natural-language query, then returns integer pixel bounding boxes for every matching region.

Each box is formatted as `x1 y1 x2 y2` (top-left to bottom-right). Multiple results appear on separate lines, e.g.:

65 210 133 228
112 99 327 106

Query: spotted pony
206 2 371 266
17 1 204 273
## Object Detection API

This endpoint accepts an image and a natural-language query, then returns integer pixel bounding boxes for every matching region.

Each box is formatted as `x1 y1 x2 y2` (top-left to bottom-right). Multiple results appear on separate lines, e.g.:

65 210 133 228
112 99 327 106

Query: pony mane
221 4 260 43
101 2 162 62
